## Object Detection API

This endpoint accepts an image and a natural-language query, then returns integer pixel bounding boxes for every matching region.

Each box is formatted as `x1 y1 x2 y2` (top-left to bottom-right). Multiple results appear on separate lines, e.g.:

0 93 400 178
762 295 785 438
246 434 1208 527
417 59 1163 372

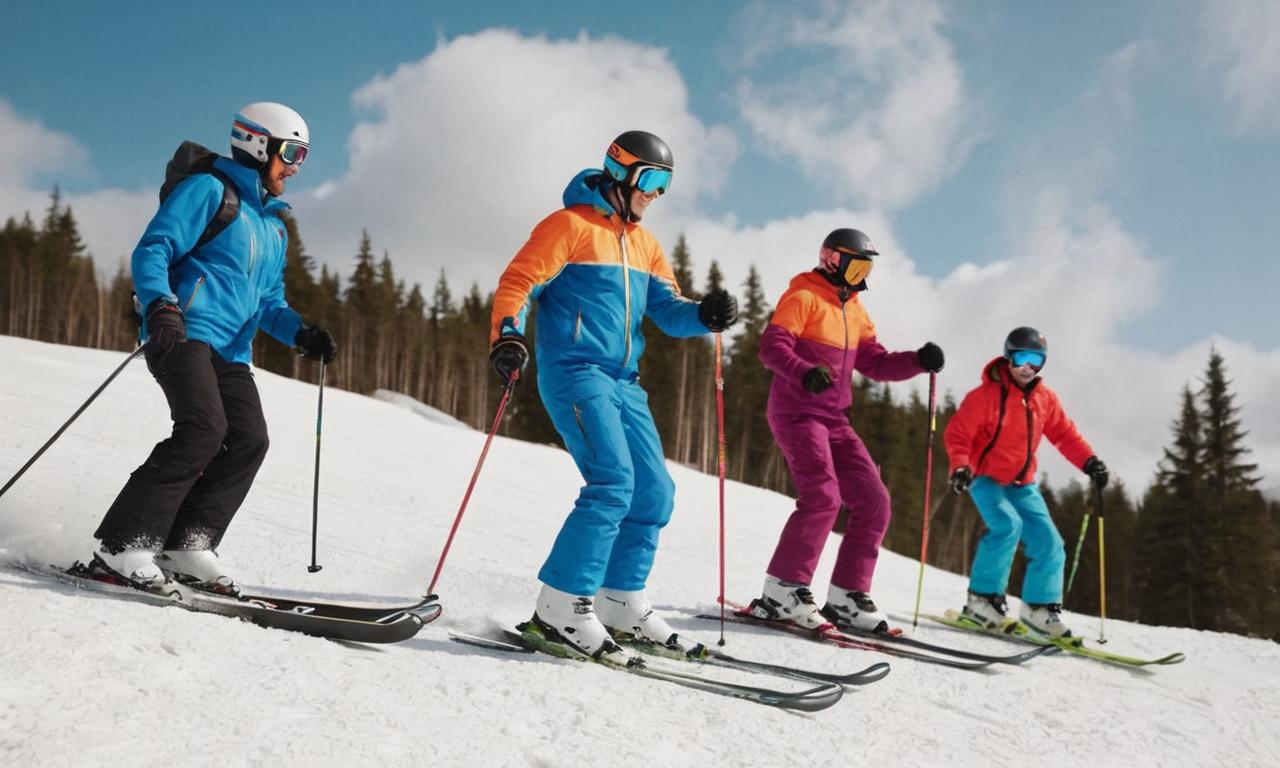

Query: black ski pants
95 341 269 552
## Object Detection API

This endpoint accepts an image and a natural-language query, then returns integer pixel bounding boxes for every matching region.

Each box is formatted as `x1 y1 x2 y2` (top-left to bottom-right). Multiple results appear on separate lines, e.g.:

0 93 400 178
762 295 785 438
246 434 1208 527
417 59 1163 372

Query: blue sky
3 0 1278 489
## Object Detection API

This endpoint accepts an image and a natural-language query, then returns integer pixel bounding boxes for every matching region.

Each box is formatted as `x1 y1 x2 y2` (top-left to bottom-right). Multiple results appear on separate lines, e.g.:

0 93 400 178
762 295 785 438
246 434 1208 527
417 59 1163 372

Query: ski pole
0 345 146 501
1094 481 1108 644
1065 507 1092 596
425 371 519 597
714 333 728 646
307 362 326 573
911 372 938 630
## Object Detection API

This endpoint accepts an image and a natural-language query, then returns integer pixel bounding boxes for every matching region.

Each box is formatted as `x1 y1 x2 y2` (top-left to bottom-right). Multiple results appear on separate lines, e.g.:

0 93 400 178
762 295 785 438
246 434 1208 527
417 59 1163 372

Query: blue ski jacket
131 157 302 365
490 170 708 379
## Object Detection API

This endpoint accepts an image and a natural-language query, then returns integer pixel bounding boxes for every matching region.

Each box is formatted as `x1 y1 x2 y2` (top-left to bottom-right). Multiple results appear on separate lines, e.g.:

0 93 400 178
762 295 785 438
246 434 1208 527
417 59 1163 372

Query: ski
19 561 431 644
698 602 997 671
925 609 1186 667
831 623 1056 665
613 635 892 686
447 627 846 712
229 590 441 624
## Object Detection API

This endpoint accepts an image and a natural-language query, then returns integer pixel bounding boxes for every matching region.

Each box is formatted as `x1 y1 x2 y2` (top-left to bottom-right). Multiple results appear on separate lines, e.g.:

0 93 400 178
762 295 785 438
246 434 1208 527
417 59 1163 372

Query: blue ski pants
536 365 675 596
967 477 1065 604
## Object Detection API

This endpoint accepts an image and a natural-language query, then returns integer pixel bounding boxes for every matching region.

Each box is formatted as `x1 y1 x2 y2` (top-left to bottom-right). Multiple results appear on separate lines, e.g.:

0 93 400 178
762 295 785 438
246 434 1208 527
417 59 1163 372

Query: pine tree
1198 350 1271 635
1137 386 1205 628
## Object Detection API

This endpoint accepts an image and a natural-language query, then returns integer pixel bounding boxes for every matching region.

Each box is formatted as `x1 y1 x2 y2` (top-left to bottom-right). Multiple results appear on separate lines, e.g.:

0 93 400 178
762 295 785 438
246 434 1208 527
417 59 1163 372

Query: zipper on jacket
618 229 633 367
1014 395 1035 484
183 276 207 312
839 298 850 388
574 310 582 343
572 403 597 459
247 213 257 277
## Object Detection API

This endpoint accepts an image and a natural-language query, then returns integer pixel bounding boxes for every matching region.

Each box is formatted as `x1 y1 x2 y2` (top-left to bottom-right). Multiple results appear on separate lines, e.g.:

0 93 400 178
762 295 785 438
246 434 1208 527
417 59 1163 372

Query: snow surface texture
1 334 1276 767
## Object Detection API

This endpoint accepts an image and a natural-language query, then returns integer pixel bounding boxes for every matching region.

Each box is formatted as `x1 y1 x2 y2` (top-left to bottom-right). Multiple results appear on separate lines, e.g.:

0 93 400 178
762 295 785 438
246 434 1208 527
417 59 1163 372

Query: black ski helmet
605 130 674 185
820 228 878 289
603 131 673 222
822 228 879 258
1004 326 1048 358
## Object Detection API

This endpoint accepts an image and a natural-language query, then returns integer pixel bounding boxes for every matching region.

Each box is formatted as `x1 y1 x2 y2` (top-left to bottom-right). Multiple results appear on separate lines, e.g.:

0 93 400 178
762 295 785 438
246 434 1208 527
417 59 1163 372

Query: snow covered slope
1 335 1276 767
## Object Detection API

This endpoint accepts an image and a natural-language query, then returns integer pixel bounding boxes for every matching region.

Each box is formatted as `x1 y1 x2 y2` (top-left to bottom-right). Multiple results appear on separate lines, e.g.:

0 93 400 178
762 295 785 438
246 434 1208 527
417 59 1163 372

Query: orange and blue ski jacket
944 357 1095 485
490 170 706 378
759 270 923 417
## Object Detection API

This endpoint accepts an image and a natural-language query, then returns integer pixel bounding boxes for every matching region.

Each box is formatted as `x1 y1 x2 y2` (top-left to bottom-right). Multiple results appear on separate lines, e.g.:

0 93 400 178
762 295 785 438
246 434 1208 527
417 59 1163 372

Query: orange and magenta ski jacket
943 357 1095 485
490 170 706 378
759 270 923 417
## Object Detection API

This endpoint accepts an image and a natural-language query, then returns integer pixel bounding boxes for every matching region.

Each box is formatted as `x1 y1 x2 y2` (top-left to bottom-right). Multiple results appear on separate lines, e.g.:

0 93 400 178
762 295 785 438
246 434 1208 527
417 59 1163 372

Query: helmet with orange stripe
602 131 673 222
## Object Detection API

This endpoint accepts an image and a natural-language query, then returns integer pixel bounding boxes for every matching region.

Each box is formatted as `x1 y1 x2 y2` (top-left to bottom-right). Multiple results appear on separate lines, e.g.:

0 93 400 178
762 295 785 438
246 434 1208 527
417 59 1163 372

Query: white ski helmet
230 102 309 168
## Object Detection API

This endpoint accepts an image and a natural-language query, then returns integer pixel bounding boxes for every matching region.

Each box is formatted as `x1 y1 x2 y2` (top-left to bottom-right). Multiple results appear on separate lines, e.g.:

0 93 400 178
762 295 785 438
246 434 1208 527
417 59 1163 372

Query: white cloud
731 0 975 208
0 98 153 272
1201 0 1280 133
294 29 737 293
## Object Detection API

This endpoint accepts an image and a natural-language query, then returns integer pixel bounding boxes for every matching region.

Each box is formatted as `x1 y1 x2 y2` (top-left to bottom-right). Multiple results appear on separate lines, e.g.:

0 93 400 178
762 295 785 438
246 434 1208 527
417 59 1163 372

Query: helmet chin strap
606 181 641 222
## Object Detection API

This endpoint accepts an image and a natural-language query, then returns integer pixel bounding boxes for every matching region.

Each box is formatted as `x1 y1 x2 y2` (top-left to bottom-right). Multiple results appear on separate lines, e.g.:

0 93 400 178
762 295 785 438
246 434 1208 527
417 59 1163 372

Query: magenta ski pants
765 410 891 592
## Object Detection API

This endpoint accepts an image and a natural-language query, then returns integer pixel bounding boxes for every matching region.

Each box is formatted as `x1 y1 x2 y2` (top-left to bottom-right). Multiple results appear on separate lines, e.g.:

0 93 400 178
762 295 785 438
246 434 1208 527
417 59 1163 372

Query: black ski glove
295 324 338 363
1083 456 1109 490
490 336 529 385
917 341 945 373
143 298 185 376
698 289 739 332
950 467 973 494
802 366 834 394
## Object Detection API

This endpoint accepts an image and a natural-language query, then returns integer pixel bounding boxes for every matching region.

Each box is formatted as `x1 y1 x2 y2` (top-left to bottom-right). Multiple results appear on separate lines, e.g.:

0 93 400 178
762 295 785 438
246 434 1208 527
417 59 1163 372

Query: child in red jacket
943 327 1108 638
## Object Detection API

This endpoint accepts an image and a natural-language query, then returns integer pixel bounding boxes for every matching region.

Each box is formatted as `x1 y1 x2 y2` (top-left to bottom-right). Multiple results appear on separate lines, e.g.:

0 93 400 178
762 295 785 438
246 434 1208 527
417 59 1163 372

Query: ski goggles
837 252 874 286
1009 350 1046 370
276 139 309 166
604 155 673 195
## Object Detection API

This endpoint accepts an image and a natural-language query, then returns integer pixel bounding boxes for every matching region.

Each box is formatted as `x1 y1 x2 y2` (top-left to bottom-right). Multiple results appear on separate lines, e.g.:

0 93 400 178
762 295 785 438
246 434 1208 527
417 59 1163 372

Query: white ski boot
746 575 831 631
1020 602 1073 639
530 584 633 665
156 549 240 596
596 588 683 650
821 585 889 633
93 545 165 588
962 591 1010 630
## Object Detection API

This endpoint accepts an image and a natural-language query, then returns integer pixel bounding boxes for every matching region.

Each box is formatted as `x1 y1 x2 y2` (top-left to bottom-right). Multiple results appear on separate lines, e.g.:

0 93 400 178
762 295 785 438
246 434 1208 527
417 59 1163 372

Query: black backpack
161 141 241 253
132 143 242 318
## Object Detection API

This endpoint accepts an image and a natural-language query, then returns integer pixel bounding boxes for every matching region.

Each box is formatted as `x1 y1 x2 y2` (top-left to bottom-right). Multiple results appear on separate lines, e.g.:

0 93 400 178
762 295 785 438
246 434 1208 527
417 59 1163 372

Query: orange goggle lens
843 256 873 286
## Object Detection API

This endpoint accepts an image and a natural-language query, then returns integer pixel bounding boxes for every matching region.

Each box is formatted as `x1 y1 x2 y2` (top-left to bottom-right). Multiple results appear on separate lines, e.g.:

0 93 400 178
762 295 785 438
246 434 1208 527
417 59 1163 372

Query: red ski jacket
943 357 1094 485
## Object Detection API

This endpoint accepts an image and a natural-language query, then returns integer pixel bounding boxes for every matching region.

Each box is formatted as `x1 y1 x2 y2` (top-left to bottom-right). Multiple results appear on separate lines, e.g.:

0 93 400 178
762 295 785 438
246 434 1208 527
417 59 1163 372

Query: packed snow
1 334 1276 767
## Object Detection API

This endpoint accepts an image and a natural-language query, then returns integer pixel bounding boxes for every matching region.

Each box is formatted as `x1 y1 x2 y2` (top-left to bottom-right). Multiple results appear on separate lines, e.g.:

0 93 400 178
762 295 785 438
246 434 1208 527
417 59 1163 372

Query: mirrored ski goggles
842 254 874 286
604 156 673 195
1009 350 1046 370
276 140 309 166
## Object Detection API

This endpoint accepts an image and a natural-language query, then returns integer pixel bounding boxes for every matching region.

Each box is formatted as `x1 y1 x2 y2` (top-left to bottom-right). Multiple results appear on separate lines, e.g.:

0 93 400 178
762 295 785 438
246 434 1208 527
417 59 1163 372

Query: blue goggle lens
634 167 672 194
603 156 672 194
1010 350 1046 369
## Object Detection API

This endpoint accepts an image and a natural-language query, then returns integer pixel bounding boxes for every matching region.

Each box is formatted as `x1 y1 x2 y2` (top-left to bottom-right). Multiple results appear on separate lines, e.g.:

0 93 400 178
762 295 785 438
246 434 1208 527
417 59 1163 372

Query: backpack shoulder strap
193 167 241 252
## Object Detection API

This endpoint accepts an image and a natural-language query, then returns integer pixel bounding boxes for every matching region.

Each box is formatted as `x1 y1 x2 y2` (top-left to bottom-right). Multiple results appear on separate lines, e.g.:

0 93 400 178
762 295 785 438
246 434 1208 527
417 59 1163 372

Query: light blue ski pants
536 365 675 596
967 477 1065 604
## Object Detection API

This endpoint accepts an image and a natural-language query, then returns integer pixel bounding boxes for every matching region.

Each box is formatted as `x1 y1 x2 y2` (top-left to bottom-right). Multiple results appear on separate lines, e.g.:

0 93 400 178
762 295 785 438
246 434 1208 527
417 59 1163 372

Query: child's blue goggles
604 156 673 195
1009 350 1046 369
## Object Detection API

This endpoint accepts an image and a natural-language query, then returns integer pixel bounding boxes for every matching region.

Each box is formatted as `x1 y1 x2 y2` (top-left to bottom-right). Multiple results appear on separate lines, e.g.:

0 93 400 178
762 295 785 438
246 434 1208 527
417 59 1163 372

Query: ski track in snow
1 335 1278 767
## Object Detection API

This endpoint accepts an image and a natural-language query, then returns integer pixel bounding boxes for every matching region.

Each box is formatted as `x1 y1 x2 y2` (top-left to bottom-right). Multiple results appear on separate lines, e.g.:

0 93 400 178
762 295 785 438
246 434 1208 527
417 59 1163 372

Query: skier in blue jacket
91 102 336 593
